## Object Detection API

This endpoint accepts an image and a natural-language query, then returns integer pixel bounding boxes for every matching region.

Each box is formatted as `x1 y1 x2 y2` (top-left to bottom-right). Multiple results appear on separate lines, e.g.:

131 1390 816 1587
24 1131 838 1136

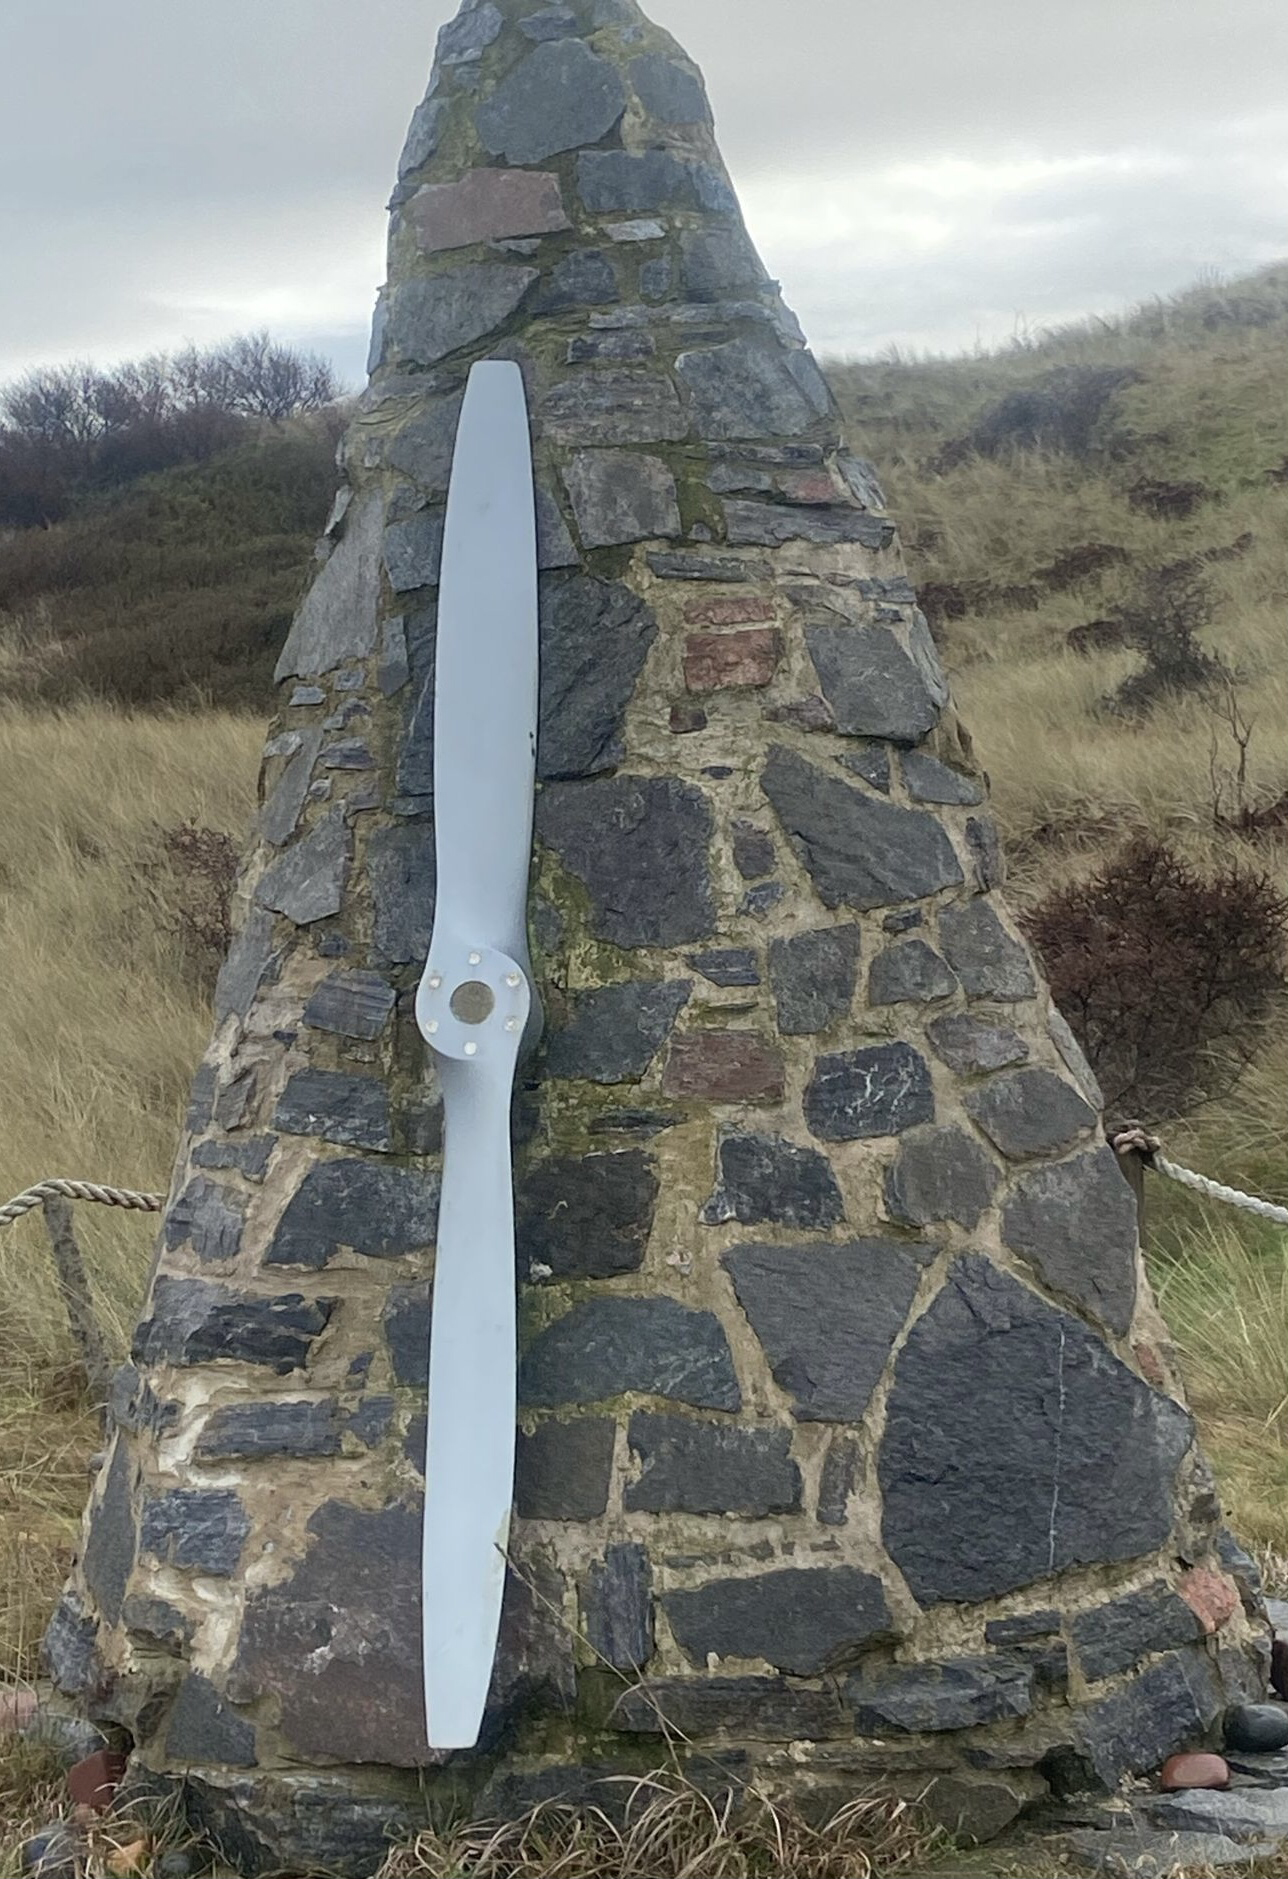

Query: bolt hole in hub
450 980 496 1025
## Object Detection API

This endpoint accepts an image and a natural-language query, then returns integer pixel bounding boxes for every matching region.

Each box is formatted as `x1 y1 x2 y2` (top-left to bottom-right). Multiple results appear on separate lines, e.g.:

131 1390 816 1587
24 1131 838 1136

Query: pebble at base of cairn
49 0 1268 1869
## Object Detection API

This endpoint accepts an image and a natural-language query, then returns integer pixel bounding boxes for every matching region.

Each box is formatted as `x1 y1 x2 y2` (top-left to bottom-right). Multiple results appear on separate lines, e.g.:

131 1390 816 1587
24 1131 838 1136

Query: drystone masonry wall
53 0 1267 1870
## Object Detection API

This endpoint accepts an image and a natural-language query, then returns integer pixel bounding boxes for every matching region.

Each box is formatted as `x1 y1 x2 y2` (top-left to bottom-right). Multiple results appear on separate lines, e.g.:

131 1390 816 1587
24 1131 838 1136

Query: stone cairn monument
50 0 1267 1869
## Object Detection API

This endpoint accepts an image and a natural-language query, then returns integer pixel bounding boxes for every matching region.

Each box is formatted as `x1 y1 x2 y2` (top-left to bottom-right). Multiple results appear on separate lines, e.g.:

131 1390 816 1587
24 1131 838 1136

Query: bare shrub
156 823 239 996
1102 563 1228 716
1023 837 1288 1122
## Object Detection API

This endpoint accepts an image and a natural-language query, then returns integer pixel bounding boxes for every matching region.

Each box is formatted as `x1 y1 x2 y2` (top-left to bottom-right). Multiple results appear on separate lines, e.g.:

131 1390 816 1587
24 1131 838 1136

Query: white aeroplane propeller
414 360 540 1751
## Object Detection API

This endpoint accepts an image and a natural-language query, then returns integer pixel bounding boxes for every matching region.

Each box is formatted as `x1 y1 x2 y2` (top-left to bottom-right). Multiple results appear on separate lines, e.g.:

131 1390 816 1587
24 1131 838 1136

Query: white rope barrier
0 1180 164 1229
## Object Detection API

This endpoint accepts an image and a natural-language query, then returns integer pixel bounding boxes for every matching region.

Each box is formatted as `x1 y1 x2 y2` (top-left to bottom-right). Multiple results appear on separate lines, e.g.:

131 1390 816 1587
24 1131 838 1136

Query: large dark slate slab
141 1490 249 1577
166 1674 257 1768
806 622 948 744
926 1013 1030 1075
846 1657 1034 1733
724 1240 928 1421
272 1070 393 1153
938 900 1037 1001
1002 1148 1139 1334
762 747 963 911
134 1280 336 1375
768 925 862 1035
539 368 687 446
964 1068 1096 1160
1072 1582 1203 1684
545 979 691 1082
648 552 773 585
369 820 435 967
1073 1650 1222 1789
164 1177 246 1264
625 1411 801 1515
274 488 383 682
885 1126 1001 1230
726 502 891 549
191 1137 276 1183
903 752 986 806
121 1594 193 1655
686 948 761 988
702 1131 844 1229
563 452 680 550
577 149 734 216
266 1160 439 1269
214 909 279 1025
43 1592 100 1694
476 39 627 165
520 1297 741 1411
664 1567 893 1676
629 52 712 125
611 1676 849 1740
583 1544 653 1673
382 511 444 593
383 1281 430 1389
516 1418 617 1520
880 1256 1194 1605
517 1150 658 1279
260 727 324 847
538 575 657 779
385 264 538 369
82 1443 136 1626
869 939 958 1006
303 970 396 1041
533 248 620 313
678 227 764 300
805 1043 935 1141
195 1401 342 1462
536 777 715 946
255 810 351 927
676 340 829 440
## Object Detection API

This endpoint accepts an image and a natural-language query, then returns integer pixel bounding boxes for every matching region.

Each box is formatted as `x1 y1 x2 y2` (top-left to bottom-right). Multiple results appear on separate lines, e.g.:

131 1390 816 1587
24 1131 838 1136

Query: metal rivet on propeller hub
450 980 496 1025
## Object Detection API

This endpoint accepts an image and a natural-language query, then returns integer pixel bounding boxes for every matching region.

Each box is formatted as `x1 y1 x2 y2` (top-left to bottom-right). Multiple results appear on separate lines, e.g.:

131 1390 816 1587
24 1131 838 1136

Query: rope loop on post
1108 1131 1288 1229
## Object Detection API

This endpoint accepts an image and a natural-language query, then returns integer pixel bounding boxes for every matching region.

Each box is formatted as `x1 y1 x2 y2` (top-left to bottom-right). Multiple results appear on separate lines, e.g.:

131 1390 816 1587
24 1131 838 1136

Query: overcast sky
1 0 1284 389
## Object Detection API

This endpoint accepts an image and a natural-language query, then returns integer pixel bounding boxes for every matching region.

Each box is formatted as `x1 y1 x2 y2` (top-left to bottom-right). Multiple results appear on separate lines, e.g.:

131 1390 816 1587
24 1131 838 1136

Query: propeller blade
415 361 539 1753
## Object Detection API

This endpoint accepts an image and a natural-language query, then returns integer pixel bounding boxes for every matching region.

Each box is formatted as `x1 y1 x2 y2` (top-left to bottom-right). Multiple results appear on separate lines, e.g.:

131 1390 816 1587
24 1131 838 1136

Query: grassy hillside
0 264 1284 1866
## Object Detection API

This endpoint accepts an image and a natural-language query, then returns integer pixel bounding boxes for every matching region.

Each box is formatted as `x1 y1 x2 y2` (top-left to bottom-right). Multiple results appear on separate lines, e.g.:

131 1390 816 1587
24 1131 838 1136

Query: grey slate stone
1074 1650 1223 1789
726 503 892 549
926 1012 1031 1076
377 618 411 698
304 970 396 1041
686 948 761 987
678 227 764 301
677 341 828 440
274 488 383 681
629 52 712 123
578 149 735 216
583 1544 654 1672
266 1160 439 1269
965 1068 1097 1160
121 1594 193 1653
886 1126 1002 1230
397 96 447 177
195 1401 342 1462
762 747 963 910
732 819 776 879
43 1592 100 1693
437 2 503 64
134 1280 336 1375
847 1657 1034 1733
383 511 444 592
648 551 772 583
567 330 657 362
476 40 628 165
538 574 658 778
742 880 785 917
517 1150 658 1279
1072 1582 1203 1684
539 368 687 444
191 1137 276 1183
186 1061 217 1134
545 979 691 1083
386 264 538 368
625 1411 801 1515
516 1419 617 1520
879 1256 1194 1605
260 728 324 845
612 1677 849 1740
532 248 620 313
369 820 435 965
537 776 715 946
842 745 892 792
563 450 680 548
818 1437 860 1526
141 1490 249 1576
273 1069 393 1152
166 1674 257 1768
536 484 579 568
382 394 463 496
903 752 986 806
520 6 578 39
805 1043 935 1142
768 925 862 1035
520 1297 741 1411
1002 1147 1138 1333
255 809 351 927
107 1364 179 1438
383 1282 430 1389
724 1239 927 1422
938 899 1037 1001
984 1612 1061 1647
82 1443 135 1626
806 623 948 743
165 1176 246 1263
1049 1006 1105 1109
966 814 1006 891
664 1567 892 1676
215 909 278 1024
869 939 958 1005
703 1131 844 1229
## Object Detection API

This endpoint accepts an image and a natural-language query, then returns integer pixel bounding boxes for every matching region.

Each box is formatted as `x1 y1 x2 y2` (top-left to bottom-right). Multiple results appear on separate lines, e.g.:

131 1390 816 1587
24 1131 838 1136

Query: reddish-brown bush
1023 837 1288 1121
